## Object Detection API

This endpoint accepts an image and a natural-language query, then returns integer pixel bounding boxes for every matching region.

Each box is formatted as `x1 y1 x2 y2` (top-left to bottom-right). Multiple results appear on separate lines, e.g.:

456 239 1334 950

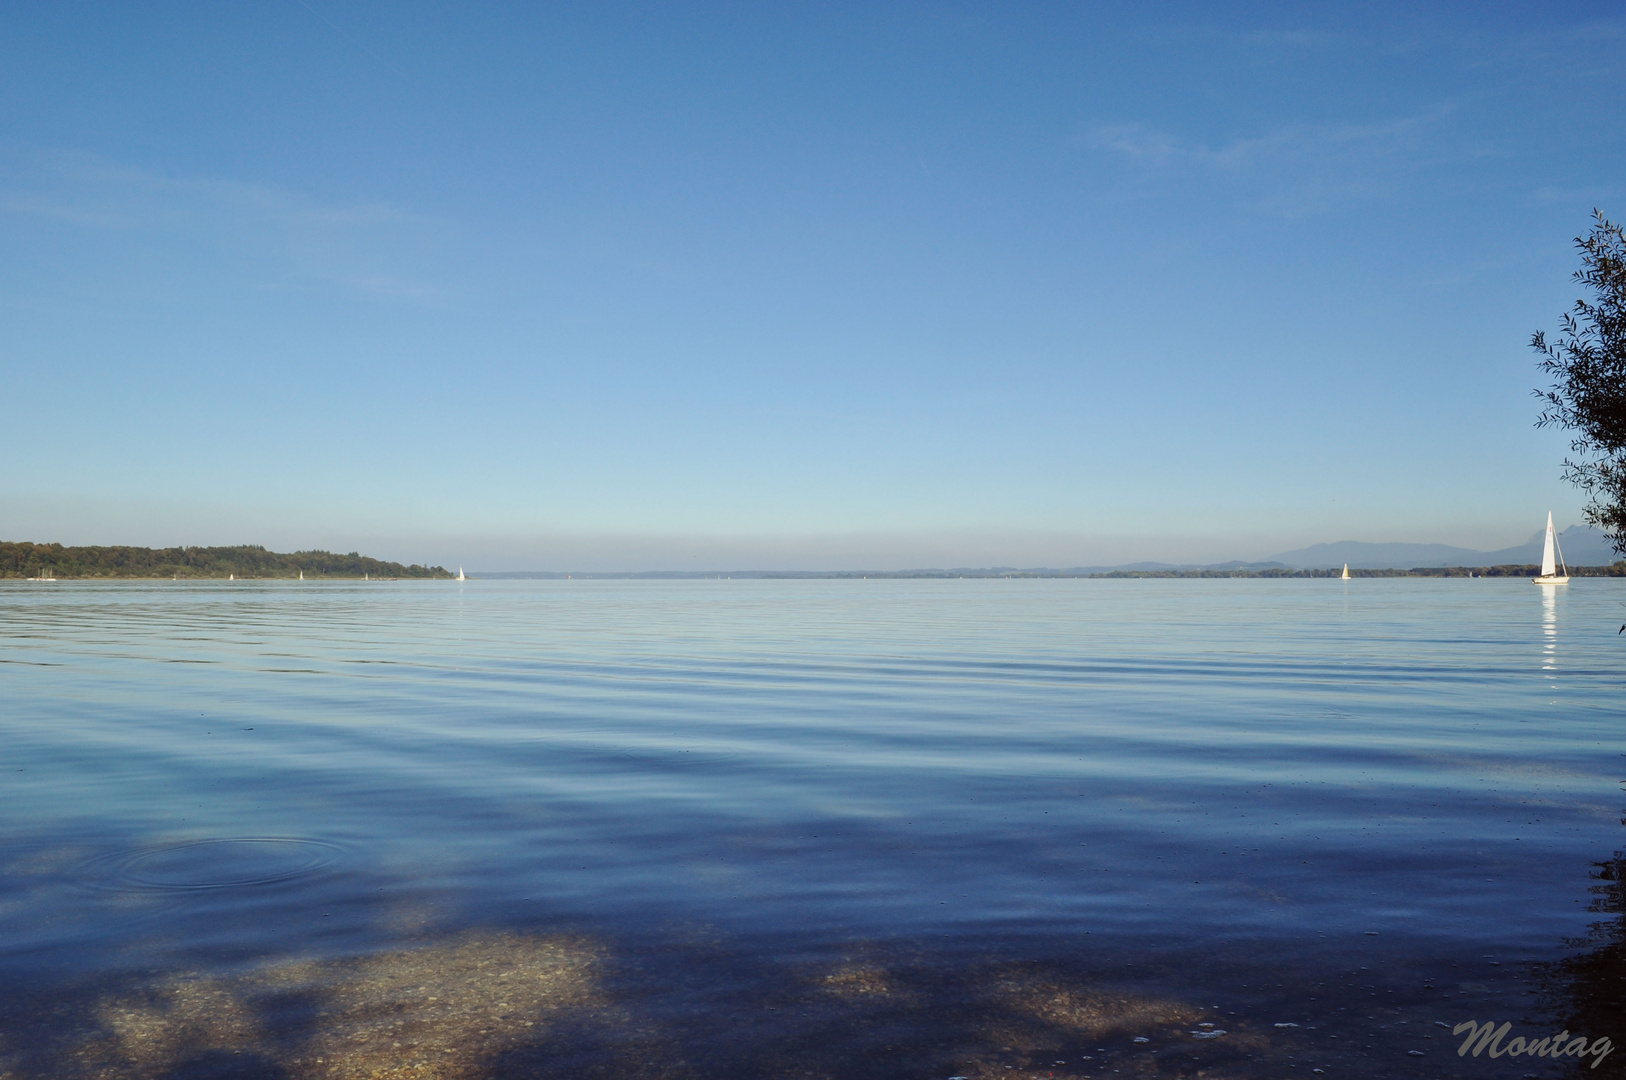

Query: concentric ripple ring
87 838 342 892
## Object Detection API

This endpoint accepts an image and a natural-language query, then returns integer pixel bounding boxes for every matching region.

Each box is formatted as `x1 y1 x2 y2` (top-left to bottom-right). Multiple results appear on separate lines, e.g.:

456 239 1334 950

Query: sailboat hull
1533 575 1569 584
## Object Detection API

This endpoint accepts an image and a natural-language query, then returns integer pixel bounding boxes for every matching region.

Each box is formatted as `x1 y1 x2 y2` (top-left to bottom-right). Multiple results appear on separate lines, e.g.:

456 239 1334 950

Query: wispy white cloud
0 147 447 302
1530 185 1623 205
1089 107 1451 172
0 190 126 225
1083 106 1464 214
1239 27 1341 49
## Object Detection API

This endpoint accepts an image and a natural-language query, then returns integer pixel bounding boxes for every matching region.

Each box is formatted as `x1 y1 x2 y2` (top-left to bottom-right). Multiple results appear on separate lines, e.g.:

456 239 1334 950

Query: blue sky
2 3 1623 569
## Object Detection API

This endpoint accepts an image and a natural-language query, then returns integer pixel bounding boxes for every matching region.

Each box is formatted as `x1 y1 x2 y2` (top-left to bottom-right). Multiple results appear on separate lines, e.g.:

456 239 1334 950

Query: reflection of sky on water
3 577 1626 1077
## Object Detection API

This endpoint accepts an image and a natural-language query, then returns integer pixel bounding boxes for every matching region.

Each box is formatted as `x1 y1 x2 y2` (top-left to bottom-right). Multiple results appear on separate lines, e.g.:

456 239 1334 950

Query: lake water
1 578 1622 1079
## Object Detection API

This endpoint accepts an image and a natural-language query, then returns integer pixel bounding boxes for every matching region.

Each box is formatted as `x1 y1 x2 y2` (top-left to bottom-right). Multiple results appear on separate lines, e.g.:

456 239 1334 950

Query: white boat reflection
1542 583 1558 672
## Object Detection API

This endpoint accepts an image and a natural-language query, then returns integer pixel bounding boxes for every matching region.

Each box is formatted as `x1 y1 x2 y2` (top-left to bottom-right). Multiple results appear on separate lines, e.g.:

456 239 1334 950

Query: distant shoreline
9 541 1620 581
1 542 451 580
468 564 1626 580
1086 564 1624 579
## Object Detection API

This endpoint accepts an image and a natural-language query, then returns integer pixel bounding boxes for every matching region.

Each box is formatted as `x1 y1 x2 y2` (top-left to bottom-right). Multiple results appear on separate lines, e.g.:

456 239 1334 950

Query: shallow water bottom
0 923 1608 1080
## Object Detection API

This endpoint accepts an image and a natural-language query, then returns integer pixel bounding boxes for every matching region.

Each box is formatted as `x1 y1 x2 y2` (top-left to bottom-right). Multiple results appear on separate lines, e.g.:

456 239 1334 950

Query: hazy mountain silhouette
1267 525 1618 570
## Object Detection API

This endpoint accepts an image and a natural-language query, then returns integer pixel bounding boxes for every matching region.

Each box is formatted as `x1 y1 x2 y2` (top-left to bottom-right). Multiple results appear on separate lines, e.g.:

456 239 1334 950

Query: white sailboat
456 566 466 582
1341 563 1350 580
1533 511 1570 585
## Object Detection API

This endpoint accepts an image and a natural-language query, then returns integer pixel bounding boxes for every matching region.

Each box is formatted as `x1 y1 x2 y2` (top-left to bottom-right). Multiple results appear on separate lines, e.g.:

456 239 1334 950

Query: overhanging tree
1535 210 1626 556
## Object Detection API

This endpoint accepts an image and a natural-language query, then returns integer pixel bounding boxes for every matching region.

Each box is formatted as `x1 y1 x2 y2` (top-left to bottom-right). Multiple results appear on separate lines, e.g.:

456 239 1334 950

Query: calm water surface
1 578 1622 1078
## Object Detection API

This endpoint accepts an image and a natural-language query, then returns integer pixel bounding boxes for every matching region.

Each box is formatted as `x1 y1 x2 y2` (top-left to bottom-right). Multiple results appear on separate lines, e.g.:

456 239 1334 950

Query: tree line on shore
0 542 451 579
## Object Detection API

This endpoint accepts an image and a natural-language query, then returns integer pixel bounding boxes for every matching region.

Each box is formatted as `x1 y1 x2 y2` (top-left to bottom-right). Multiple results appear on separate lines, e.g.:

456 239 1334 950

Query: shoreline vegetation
7 542 1626 581
0 542 450 580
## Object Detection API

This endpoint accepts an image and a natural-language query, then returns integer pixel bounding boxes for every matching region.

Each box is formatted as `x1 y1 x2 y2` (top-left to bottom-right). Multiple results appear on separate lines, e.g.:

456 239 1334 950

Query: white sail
1541 512 1557 578
1534 511 1570 583
1341 563 1350 580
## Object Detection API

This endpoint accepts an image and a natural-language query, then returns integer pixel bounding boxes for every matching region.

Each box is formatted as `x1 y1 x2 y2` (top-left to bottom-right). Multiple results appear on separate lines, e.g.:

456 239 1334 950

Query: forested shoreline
0 542 450 579
8 544 1624 580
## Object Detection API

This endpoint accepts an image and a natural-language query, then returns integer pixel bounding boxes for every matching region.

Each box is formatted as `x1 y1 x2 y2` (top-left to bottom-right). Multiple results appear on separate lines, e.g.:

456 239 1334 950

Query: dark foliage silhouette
1536 211 1626 556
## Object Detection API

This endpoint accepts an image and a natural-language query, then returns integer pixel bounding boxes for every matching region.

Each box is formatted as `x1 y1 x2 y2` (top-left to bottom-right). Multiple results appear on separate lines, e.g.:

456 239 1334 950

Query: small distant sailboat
456 566 466 582
229 573 234 581
1341 563 1350 580
26 569 57 582
298 570 304 581
1533 511 1570 585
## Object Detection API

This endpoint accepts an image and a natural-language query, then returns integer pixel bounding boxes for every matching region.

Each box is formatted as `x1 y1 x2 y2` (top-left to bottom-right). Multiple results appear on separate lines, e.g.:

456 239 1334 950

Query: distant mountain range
1262 525 1618 570
473 526 1626 578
